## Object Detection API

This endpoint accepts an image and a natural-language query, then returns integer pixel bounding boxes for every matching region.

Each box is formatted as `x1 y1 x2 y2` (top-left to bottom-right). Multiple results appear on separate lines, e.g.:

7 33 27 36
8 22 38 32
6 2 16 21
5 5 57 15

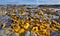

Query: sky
0 0 60 5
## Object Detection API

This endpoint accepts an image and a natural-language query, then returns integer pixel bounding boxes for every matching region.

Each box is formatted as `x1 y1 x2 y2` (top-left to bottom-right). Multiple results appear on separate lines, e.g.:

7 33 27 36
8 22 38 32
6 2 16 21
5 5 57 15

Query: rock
22 31 37 36
8 33 19 36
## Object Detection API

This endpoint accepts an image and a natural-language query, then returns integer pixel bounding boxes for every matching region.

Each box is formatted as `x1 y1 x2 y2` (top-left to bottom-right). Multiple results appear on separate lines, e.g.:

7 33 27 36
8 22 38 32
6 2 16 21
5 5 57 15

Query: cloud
36 0 60 4
0 0 60 4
